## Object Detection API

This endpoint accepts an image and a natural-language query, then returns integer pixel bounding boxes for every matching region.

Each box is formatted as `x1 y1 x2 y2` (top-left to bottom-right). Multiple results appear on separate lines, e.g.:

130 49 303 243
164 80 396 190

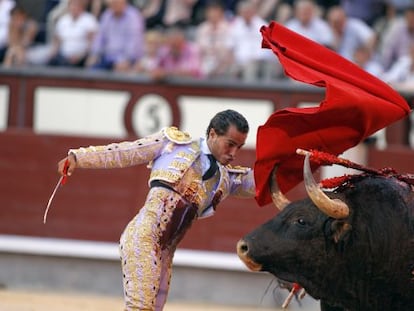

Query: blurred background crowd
1 0 414 88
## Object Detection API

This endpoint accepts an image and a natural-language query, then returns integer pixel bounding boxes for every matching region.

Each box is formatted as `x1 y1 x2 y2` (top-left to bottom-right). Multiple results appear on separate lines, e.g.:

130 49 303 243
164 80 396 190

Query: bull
237 151 414 311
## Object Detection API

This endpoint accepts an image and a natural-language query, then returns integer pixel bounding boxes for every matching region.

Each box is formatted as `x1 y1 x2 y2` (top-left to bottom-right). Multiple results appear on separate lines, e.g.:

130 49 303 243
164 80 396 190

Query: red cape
254 22 411 206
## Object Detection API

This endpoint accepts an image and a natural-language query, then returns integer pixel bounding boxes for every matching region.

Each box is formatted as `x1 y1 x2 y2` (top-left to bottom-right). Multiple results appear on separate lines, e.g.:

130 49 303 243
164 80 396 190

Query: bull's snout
237 239 262 271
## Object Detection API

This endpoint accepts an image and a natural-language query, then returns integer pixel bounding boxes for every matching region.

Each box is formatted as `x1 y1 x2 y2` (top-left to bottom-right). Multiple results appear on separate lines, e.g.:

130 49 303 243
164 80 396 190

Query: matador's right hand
57 154 76 176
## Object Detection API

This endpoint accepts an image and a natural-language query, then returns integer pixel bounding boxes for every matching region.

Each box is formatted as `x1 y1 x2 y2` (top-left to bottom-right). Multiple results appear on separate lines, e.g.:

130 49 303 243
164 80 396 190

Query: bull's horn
303 153 349 218
270 166 290 210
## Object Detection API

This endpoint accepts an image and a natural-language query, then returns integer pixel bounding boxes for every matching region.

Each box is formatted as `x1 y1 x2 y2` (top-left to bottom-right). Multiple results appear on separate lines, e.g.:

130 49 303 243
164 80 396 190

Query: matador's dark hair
206 109 249 137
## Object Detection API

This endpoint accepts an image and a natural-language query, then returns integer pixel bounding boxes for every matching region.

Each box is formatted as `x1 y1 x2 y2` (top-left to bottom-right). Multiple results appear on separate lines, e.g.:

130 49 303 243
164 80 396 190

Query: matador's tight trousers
119 187 197 311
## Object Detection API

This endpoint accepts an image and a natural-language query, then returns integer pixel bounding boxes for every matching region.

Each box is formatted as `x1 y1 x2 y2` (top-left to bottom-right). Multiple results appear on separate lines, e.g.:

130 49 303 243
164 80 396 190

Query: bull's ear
330 220 352 244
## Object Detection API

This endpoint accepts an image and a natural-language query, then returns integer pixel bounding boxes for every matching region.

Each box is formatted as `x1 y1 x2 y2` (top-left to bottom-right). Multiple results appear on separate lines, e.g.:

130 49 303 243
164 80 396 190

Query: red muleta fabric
255 22 411 206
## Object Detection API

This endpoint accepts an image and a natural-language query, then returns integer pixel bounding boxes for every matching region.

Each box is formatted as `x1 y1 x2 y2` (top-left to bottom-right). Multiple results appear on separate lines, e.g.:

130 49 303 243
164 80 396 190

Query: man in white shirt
380 5 414 70
285 0 334 48
327 5 376 61
195 1 233 78
227 0 282 81
49 0 98 67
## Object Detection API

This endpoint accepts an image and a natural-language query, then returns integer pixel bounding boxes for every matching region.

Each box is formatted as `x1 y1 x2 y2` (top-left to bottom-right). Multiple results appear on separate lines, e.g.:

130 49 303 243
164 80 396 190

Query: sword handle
61 159 69 185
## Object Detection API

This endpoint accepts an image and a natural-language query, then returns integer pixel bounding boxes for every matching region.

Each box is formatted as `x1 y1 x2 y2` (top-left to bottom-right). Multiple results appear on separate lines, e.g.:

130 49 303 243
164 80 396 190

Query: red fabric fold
255 22 411 206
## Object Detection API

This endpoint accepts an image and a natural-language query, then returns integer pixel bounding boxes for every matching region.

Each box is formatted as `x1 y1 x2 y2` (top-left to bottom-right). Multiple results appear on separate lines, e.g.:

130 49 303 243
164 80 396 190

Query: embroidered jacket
69 127 255 218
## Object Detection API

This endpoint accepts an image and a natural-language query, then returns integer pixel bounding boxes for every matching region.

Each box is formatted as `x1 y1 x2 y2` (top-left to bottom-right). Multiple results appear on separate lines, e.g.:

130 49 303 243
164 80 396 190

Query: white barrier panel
0 85 9 131
0 235 248 271
33 86 275 146
34 87 129 138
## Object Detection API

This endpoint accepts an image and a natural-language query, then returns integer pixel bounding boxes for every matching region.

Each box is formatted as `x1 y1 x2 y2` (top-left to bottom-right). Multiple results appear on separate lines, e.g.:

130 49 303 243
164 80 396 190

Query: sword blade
43 175 64 224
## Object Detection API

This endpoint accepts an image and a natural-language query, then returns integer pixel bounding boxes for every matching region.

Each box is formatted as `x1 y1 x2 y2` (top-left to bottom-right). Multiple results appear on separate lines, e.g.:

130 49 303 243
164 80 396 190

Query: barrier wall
1 67 413 252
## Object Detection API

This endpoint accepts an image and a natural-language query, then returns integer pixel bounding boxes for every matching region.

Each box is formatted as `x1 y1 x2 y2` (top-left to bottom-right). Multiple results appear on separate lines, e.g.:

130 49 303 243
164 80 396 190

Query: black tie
202 154 218 181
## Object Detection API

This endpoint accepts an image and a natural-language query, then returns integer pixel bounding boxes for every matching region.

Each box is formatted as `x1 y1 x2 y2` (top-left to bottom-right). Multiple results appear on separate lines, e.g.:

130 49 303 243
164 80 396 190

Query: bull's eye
296 218 307 226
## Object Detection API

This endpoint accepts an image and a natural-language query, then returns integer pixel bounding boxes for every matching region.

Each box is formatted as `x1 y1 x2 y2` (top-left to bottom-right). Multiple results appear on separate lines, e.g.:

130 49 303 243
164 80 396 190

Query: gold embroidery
69 133 165 169
176 166 202 207
189 142 199 153
150 169 181 183
168 160 189 172
226 164 251 174
175 151 195 162
119 187 182 310
163 127 192 144
182 180 202 206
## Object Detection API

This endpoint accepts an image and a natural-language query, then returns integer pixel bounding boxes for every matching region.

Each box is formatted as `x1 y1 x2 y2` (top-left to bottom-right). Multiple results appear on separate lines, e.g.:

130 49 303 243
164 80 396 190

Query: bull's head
237 151 414 310
237 151 353 288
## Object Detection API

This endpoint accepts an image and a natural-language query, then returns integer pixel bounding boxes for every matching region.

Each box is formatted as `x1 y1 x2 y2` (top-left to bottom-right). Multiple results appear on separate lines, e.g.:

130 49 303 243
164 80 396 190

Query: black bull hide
237 176 414 311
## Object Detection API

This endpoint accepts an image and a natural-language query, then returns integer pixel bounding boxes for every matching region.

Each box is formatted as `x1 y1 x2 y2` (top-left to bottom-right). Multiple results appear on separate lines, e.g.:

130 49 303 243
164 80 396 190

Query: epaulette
226 164 251 174
163 126 192 144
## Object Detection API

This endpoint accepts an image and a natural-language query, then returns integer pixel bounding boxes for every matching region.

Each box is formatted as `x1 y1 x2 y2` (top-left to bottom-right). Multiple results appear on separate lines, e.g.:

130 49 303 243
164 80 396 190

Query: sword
282 283 303 309
43 159 69 224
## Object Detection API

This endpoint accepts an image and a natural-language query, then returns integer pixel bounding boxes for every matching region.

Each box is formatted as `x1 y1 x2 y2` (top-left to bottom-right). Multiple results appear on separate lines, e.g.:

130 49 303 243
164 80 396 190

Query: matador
57 109 256 310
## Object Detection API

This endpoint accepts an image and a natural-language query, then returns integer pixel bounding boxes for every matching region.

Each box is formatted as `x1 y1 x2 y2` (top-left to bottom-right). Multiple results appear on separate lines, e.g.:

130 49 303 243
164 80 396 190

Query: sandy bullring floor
0 289 278 311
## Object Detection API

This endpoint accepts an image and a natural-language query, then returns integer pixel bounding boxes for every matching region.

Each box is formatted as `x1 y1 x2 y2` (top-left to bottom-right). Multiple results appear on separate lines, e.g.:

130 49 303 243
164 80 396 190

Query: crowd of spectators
1 0 414 89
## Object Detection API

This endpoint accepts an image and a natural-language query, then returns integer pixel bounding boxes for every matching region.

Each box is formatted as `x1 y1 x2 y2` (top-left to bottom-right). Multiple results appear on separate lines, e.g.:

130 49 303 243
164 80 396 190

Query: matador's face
207 125 247 165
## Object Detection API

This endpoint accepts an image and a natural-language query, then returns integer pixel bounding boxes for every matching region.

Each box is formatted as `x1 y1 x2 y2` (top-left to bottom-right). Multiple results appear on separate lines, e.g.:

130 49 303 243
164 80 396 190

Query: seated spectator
352 43 384 78
227 0 281 81
131 29 164 74
85 0 145 72
195 1 233 78
285 0 334 48
372 1 399 51
340 0 385 26
251 0 293 23
382 41 414 87
327 5 376 61
137 0 165 29
3 5 38 67
270 0 294 25
45 0 69 44
149 27 202 80
379 5 414 71
46 0 105 42
162 0 197 28
0 0 15 62
48 0 98 67
251 0 279 21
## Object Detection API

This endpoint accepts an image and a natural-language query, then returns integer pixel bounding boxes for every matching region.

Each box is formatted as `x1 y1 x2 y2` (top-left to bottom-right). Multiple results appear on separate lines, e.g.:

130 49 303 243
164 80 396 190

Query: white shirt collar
200 137 212 155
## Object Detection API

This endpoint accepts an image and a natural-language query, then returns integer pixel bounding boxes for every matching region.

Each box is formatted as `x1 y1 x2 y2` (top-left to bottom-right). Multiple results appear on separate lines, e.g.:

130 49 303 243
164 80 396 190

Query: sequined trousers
119 187 198 311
